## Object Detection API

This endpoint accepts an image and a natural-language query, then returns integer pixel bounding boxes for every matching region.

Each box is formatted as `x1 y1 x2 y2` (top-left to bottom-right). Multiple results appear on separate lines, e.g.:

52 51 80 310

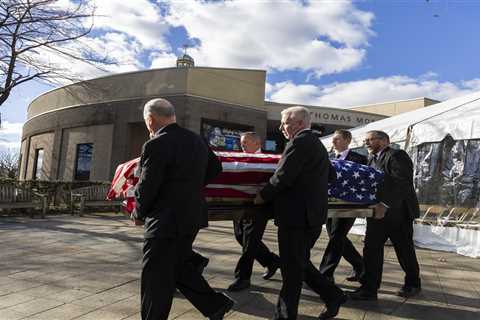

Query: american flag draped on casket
107 151 384 214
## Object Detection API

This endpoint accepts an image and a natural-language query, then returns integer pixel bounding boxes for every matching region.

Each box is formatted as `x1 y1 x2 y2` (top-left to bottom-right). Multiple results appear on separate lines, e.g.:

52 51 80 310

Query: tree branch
0 0 115 108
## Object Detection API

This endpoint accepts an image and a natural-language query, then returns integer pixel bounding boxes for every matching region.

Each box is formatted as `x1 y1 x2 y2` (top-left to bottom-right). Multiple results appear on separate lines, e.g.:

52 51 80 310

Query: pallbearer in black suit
146 132 219 275
319 129 366 283
228 132 280 292
349 130 421 301
132 98 234 320
255 107 346 320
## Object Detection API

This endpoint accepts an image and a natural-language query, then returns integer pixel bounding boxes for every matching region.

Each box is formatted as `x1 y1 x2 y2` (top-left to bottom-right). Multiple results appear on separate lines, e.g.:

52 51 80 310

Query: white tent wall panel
409 98 480 147
320 91 480 258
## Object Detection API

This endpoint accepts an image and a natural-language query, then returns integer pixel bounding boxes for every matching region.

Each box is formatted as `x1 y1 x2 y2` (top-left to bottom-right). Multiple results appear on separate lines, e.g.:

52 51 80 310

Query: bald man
134 98 234 319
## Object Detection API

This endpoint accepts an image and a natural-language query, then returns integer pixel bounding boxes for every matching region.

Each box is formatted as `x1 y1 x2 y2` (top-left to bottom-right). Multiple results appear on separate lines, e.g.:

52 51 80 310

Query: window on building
264 140 277 152
201 119 253 151
32 148 44 180
74 143 93 181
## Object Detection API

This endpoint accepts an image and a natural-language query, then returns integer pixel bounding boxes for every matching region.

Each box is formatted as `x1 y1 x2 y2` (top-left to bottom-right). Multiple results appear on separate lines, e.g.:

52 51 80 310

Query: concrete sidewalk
0 213 478 320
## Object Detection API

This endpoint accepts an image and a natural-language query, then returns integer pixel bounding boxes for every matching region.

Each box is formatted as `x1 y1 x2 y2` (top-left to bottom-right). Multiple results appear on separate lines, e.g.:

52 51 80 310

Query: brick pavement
0 213 478 320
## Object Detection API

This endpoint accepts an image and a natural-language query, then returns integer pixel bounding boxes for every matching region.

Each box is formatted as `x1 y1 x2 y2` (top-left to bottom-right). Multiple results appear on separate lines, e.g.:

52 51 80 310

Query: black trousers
360 212 421 293
319 217 364 278
187 229 209 271
188 250 208 269
275 226 343 320
233 216 279 280
141 234 228 320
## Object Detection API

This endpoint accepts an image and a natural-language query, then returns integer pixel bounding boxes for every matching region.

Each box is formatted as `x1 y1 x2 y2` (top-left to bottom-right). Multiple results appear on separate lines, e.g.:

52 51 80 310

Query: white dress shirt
335 149 350 160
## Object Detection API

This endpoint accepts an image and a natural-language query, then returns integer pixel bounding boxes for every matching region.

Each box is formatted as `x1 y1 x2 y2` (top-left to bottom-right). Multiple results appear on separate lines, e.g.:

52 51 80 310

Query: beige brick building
21 62 436 182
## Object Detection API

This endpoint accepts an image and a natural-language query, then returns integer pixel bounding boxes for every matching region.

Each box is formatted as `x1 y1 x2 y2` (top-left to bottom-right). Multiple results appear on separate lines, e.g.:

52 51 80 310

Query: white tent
409 93 480 148
321 91 480 258
321 91 480 151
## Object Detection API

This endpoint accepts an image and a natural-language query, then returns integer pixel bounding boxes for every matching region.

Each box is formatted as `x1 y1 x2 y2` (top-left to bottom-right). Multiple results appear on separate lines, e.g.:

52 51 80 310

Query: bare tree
0 0 114 107
0 149 19 178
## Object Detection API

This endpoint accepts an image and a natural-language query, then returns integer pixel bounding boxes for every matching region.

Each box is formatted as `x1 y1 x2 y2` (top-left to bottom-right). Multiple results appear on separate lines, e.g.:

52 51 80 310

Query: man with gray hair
349 130 421 301
133 98 234 320
228 131 280 292
255 106 345 320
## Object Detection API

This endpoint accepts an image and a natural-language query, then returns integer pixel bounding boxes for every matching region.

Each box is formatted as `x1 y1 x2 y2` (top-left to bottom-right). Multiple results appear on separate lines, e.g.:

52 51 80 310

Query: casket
107 151 380 220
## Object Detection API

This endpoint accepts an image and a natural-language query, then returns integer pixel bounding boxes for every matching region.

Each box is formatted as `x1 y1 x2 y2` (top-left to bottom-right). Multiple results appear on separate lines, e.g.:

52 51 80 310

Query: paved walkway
0 213 478 320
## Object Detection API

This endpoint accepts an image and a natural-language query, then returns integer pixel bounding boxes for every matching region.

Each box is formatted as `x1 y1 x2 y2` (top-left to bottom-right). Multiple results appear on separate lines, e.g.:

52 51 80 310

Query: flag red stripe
211 171 273 185
217 156 280 164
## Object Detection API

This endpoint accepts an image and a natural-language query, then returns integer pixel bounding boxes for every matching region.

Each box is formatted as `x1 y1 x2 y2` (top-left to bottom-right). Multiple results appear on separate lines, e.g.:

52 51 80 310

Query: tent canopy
321 91 480 151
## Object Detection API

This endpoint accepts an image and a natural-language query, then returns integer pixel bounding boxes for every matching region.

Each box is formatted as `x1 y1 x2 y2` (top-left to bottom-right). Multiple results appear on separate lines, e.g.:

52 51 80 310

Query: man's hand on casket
372 203 387 219
254 193 265 205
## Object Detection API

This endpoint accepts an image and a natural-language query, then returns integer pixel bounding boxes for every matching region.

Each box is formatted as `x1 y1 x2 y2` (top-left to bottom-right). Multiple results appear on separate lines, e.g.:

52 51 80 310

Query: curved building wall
27 68 187 119
58 124 114 181
19 139 28 180
22 91 267 181
27 67 266 119
26 132 54 180
21 66 384 182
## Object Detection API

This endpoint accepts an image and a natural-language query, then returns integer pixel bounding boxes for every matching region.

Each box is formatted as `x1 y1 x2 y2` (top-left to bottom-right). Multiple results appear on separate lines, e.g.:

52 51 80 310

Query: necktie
336 153 341 159
371 154 379 169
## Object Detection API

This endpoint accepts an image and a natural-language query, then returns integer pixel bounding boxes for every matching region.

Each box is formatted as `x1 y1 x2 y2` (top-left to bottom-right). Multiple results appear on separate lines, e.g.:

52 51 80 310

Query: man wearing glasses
349 130 421 301
228 132 280 292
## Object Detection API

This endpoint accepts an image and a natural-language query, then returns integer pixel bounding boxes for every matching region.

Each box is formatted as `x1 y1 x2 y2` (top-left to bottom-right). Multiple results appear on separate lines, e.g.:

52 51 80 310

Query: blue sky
1 0 480 151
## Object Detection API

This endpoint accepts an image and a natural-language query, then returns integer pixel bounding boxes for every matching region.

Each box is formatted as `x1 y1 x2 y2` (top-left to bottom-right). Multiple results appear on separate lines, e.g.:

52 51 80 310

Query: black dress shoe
209 293 235 320
319 293 347 319
347 288 377 301
262 262 279 280
227 278 251 292
397 285 421 298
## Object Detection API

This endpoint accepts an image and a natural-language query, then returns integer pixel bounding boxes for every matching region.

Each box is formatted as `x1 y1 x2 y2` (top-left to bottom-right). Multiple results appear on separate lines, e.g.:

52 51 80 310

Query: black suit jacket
345 150 367 165
200 147 222 228
370 146 420 220
134 123 221 238
260 129 330 228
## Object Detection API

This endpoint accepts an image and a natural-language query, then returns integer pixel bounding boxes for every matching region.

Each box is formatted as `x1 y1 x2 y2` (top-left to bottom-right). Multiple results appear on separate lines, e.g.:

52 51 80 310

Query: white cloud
267 75 480 107
88 33 143 67
268 81 327 106
27 32 145 84
21 0 375 83
265 82 274 97
462 79 480 89
92 0 170 50
23 0 173 83
150 52 179 69
0 141 21 153
165 0 374 77
0 121 23 152
0 121 23 136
